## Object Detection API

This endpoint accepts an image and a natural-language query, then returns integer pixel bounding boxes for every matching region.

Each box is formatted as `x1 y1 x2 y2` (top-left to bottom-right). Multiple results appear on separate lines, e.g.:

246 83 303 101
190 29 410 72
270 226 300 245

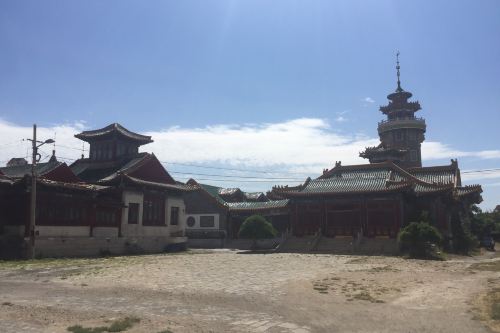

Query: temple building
271 56 482 252
0 124 191 258
184 178 289 248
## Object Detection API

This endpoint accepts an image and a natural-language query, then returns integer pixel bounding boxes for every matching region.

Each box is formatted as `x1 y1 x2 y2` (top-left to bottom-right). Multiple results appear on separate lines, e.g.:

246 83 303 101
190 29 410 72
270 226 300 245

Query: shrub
452 224 479 254
238 215 277 250
398 222 443 259
0 235 25 260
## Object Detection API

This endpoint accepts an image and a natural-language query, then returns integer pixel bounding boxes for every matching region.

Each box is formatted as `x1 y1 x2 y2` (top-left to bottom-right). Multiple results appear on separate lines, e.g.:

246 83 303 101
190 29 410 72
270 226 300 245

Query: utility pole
28 124 37 259
27 124 54 259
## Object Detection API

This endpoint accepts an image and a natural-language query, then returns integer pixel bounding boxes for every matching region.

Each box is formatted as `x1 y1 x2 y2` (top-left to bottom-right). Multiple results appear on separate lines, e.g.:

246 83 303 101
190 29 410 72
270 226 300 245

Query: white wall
121 190 186 237
120 190 148 237
36 226 90 237
167 196 186 236
185 214 220 230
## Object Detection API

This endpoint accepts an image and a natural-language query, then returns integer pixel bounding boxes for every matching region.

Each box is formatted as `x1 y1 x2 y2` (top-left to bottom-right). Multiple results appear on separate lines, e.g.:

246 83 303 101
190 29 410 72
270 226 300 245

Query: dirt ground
0 249 499 333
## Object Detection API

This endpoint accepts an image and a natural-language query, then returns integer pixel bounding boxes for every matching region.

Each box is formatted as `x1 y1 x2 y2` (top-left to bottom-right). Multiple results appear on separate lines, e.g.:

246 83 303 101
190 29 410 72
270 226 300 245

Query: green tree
238 215 277 250
398 221 443 259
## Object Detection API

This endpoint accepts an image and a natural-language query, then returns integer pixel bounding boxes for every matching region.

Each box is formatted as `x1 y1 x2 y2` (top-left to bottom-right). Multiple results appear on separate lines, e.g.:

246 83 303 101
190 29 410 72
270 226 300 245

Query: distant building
6 158 28 167
184 179 289 248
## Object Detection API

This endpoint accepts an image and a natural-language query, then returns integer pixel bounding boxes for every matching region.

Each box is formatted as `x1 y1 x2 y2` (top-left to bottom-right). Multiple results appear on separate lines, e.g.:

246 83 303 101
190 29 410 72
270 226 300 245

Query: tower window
410 150 418 161
395 131 404 141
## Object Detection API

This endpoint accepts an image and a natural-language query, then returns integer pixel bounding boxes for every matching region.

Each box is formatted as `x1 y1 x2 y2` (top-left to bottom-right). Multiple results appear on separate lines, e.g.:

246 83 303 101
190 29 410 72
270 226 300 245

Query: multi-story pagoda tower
360 53 426 168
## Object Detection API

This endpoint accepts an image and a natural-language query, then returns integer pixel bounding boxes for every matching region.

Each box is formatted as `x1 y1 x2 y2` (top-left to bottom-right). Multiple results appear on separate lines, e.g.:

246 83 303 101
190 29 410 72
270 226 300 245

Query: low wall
33 236 187 258
188 238 226 249
224 238 281 250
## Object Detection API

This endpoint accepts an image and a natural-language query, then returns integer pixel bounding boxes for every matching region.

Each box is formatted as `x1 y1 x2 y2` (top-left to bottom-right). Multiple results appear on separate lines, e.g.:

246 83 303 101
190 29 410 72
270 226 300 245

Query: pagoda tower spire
360 53 427 168
396 51 402 92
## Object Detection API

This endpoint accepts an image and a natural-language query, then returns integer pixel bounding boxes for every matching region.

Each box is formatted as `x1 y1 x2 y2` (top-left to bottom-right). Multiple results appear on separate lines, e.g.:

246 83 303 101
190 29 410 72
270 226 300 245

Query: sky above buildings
0 1 499 209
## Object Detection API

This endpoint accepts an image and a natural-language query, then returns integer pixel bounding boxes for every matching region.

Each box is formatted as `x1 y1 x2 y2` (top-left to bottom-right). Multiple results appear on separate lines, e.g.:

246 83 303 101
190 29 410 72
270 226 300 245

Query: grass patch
67 317 140 333
491 302 500 320
368 265 400 273
352 291 384 303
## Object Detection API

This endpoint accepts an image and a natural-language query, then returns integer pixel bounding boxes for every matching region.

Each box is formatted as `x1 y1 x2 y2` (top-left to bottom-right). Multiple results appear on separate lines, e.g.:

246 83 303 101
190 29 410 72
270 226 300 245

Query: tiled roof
122 175 195 192
70 153 148 183
0 174 14 185
454 185 483 198
75 123 153 144
0 161 62 179
278 161 462 197
299 168 412 195
227 199 290 211
37 178 111 192
98 154 150 182
245 192 269 202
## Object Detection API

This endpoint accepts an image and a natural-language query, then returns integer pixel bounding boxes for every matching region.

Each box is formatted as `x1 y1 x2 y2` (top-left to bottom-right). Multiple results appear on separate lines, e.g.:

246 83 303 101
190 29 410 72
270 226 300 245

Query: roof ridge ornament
396 51 403 92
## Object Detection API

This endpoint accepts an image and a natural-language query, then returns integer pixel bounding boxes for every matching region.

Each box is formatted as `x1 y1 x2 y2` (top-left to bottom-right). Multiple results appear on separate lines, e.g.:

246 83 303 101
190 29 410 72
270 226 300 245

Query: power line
175 177 302 183
160 160 311 176
168 170 303 181
462 168 500 174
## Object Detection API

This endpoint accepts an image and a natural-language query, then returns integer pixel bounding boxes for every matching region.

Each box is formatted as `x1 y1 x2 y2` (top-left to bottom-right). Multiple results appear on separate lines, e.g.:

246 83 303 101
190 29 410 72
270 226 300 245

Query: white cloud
422 142 500 161
1 118 499 188
146 118 375 168
462 170 500 182
364 97 375 103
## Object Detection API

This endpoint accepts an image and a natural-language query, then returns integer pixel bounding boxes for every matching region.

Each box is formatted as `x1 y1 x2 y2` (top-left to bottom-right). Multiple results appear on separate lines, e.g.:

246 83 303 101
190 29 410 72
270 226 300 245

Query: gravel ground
0 249 499 333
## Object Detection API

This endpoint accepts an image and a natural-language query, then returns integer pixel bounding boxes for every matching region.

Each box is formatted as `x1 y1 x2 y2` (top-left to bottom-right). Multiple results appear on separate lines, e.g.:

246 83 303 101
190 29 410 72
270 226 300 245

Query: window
170 207 179 225
96 209 116 225
186 216 195 227
395 130 404 141
200 215 215 228
410 150 418 161
143 193 165 226
408 131 417 141
128 203 139 224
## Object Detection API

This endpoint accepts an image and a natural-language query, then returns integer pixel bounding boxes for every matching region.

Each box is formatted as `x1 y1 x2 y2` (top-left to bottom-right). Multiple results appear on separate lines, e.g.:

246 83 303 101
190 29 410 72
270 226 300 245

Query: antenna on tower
396 51 402 92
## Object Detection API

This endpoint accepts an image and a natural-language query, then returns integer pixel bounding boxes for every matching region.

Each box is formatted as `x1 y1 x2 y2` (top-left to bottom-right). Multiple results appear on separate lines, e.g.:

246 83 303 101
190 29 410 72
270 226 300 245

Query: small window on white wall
170 207 179 225
200 216 215 228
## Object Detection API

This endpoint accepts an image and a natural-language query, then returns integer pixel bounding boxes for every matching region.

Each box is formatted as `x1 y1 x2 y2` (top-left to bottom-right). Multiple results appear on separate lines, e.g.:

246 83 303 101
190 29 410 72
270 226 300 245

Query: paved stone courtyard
0 249 499 332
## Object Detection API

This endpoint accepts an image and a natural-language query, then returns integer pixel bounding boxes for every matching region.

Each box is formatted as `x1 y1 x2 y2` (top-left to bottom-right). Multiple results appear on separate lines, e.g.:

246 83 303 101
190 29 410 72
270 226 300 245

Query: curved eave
276 184 414 198
75 123 153 145
119 175 196 192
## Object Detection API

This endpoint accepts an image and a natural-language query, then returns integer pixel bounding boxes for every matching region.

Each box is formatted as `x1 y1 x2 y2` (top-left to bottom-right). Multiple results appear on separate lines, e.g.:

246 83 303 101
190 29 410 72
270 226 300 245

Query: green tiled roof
278 161 467 197
227 199 289 211
301 168 410 194
0 161 62 179
199 183 226 204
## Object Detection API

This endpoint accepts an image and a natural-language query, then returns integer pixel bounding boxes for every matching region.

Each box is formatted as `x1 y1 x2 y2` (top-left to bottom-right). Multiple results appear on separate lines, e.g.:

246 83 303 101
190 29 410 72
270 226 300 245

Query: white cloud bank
0 118 499 182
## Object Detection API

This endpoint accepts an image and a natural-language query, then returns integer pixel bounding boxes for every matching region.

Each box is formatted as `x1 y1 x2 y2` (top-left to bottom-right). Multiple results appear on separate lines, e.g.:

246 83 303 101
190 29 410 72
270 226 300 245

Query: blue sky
0 1 499 209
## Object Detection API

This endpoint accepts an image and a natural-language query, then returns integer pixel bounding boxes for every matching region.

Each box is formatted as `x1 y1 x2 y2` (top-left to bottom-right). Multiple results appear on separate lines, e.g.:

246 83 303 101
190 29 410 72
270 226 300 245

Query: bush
452 224 479 254
0 235 25 260
238 215 277 249
398 222 443 259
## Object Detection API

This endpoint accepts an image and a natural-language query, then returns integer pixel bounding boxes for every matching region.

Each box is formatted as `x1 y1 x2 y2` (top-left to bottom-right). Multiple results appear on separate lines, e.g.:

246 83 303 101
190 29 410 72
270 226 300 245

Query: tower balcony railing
380 101 421 113
377 117 426 134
